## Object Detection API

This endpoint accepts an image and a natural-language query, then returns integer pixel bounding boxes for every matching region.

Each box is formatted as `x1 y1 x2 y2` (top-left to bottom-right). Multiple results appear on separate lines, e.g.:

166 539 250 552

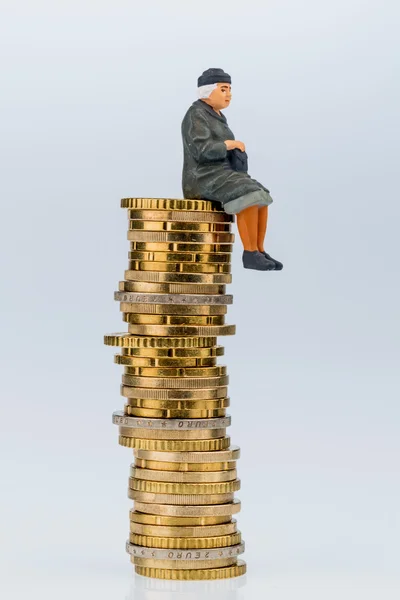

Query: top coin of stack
104 197 245 580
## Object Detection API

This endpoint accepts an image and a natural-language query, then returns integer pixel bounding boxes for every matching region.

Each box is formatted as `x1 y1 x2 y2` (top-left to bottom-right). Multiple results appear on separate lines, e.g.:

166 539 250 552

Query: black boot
261 251 283 270
242 250 275 271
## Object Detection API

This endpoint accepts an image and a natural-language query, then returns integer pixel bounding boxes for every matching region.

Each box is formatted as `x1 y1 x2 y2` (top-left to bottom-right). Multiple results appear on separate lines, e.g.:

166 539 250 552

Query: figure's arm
185 112 228 163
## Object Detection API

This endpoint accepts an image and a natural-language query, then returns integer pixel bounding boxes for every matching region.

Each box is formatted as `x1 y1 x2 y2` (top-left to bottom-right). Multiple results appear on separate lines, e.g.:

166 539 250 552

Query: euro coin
127 209 233 223
128 478 241 495
125 407 227 419
119 427 226 440
123 397 230 409
119 303 227 315
119 280 227 294
114 355 218 367
126 541 245 559
133 560 246 580
121 197 223 212
104 334 217 348
131 557 238 570
127 231 234 244
129 520 238 538
129 531 241 548
123 314 226 326
120 345 225 357
134 446 240 463
113 411 230 429
121 374 229 388
127 250 231 263
122 365 227 377
128 221 231 233
132 499 241 517
119 436 230 452
129 490 235 505
134 459 237 473
120 385 228 399
130 466 237 483
115 291 233 305
127 260 231 274
129 511 232 526
127 325 235 337
130 242 233 253
124 269 231 284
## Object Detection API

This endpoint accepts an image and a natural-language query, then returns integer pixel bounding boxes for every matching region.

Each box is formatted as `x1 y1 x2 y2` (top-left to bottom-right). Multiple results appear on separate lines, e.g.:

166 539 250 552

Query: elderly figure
181 68 283 271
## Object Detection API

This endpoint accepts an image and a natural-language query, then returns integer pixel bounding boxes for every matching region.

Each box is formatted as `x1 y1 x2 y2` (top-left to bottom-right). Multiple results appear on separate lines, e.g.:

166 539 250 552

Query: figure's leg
236 205 259 251
236 205 275 271
257 205 268 252
256 206 284 270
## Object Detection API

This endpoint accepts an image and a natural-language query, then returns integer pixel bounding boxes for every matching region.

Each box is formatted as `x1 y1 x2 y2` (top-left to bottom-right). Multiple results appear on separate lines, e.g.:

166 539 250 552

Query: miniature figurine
181 68 283 271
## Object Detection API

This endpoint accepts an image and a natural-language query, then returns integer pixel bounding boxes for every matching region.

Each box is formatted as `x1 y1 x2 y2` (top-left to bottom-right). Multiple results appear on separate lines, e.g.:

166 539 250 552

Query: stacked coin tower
104 197 246 580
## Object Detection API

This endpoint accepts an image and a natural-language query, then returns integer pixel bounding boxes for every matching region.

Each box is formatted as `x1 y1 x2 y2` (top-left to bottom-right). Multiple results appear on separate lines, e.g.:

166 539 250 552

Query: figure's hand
235 141 246 152
224 140 246 152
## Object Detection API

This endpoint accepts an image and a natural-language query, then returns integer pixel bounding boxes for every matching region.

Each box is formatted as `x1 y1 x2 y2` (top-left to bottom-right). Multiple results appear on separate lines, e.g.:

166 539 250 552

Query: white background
1 1 399 598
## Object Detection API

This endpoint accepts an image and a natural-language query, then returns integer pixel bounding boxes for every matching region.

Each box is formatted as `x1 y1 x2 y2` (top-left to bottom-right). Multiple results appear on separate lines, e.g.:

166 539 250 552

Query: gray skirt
222 189 273 215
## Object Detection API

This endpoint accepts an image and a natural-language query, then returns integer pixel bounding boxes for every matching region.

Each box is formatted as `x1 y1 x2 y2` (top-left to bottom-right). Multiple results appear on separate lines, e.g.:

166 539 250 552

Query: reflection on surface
126 571 247 600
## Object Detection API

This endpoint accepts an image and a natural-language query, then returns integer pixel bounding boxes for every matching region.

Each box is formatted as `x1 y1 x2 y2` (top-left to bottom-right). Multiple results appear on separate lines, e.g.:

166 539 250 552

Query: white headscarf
197 83 218 99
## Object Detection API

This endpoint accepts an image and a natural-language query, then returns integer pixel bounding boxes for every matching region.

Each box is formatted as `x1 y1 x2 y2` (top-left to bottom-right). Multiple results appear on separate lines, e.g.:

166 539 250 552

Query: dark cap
197 68 231 87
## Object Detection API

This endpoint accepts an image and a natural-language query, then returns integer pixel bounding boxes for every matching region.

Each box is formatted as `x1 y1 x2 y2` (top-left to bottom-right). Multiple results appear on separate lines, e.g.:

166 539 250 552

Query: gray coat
181 99 270 207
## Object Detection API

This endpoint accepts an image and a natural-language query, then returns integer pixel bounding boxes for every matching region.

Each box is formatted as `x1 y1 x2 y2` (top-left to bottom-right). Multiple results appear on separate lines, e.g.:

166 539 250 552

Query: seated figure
181 68 283 271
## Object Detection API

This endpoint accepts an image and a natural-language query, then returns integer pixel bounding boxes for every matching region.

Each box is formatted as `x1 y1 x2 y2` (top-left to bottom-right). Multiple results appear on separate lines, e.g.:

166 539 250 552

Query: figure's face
206 82 232 110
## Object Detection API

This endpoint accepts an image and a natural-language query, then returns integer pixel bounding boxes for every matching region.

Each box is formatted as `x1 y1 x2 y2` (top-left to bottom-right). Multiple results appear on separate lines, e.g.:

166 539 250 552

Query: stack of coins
104 197 246 580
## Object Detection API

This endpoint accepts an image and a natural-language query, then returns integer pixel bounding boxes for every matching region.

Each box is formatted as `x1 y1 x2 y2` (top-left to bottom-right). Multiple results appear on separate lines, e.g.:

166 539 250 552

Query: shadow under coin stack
104 197 246 580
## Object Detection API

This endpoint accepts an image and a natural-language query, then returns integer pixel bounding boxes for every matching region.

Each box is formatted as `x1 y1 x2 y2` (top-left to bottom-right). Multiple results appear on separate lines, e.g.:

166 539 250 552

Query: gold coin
134 560 246 580
121 345 224 357
121 197 224 212
134 446 240 463
104 334 216 348
121 374 229 388
127 231 234 244
129 511 231 526
125 407 227 419
132 499 241 517
123 314 226 326
127 260 231 274
128 250 231 263
115 290 232 304
122 365 227 377
127 325 235 337
119 280 227 294
124 397 230 409
119 427 226 440
128 221 231 233
134 559 246 580
128 490 235 505
131 557 238 570
130 242 233 254
124 269 231 284
129 520 237 538
119 436 230 452
134 459 237 473
121 385 228 400
129 479 241 495
115 355 218 367
127 209 233 223
119 303 227 315
130 467 237 483
129 531 241 549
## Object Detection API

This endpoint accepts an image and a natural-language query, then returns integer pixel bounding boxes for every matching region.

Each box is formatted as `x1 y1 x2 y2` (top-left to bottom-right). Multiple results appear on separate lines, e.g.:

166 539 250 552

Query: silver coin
112 411 231 430
125 541 245 560
114 291 233 305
